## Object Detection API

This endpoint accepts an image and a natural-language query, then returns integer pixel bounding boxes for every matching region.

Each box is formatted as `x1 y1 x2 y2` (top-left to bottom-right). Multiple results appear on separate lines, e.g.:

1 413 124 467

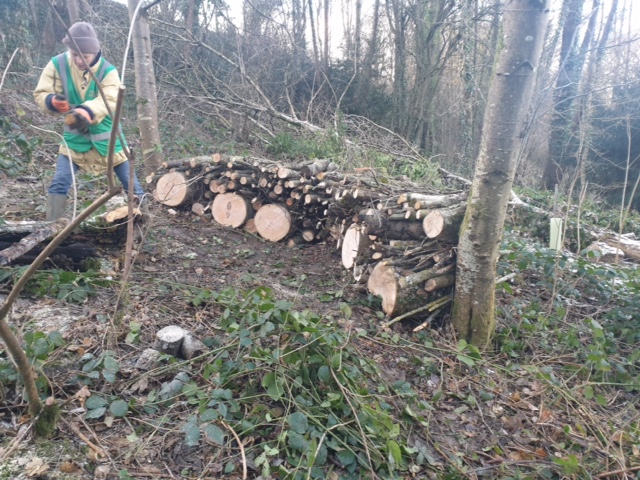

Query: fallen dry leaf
93 465 110 480
502 412 527 430
508 450 535 461
127 377 149 394
75 385 91 403
59 460 83 474
534 447 548 458
25 457 49 477
537 409 553 423
610 430 626 445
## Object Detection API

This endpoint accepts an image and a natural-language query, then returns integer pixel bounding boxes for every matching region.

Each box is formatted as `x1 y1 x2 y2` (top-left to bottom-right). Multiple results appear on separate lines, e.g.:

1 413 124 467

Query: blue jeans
48 154 144 197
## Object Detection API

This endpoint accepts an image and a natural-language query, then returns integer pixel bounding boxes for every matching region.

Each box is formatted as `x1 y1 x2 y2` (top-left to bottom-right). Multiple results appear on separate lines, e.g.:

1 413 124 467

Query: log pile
150 154 469 321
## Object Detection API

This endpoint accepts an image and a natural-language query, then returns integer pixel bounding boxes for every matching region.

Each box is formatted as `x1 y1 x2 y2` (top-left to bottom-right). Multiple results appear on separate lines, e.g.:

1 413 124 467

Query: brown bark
128 0 163 173
0 219 69 266
66 0 81 22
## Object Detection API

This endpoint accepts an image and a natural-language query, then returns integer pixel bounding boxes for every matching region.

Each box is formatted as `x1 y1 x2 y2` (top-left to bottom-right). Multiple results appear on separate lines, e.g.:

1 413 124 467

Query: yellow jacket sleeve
33 61 64 115
82 68 120 124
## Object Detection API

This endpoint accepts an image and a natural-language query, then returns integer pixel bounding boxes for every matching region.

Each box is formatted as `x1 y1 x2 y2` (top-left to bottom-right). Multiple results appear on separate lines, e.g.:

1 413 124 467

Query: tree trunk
452 1 548 348
542 0 587 189
66 0 81 22
128 0 163 174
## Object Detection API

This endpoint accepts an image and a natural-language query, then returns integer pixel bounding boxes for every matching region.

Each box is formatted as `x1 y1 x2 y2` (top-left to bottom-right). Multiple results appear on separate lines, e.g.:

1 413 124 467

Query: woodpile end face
149 153 468 322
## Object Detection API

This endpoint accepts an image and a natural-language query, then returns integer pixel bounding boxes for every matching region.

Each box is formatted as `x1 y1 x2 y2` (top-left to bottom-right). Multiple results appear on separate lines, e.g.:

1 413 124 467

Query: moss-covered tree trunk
452 0 548 348
128 0 163 174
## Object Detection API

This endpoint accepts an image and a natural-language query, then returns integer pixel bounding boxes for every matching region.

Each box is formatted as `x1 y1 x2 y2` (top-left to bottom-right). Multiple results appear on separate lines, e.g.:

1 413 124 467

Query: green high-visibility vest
51 53 126 156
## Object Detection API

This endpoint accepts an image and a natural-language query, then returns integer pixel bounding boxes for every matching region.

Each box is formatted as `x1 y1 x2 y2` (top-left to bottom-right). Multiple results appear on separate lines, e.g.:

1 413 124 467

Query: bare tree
128 0 163 173
452 0 548 347
66 0 81 22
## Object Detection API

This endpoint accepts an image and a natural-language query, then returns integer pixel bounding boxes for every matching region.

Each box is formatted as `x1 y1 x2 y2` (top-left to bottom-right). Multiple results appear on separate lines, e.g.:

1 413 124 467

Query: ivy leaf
102 369 117 383
110 400 129 418
85 406 106 419
85 396 108 410
262 372 284 400
287 431 308 451
287 412 309 434
387 439 402 466
203 424 225 445
456 354 476 367
337 449 356 467
182 421 200 447
103 356 120 372
317 365 331 383
200 408 219 422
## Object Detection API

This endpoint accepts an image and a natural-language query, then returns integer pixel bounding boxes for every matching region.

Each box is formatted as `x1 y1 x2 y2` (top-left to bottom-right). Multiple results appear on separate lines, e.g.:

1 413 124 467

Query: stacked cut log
150 153 468 321
149 154 406 245
344 192 468 319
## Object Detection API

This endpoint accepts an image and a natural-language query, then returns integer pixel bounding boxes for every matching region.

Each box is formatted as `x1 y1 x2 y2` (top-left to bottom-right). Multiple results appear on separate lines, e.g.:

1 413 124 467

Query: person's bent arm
80 69 120 124
33 61 66 115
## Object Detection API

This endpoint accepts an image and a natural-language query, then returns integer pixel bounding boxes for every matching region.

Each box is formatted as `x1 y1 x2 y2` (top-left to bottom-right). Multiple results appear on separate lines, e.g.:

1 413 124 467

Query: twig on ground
596 465 640 478
61 417 107 459
220 420 247 480
330 368 377 479
381 295 452 330
0 423 33 461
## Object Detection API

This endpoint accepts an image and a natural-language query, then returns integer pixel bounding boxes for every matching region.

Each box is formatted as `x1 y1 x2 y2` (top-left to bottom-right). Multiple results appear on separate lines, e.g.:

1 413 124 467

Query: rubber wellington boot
46 193 67 221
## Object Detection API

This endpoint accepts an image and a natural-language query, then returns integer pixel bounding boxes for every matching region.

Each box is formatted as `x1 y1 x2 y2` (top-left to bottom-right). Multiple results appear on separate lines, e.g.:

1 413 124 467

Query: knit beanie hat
63 22 100 54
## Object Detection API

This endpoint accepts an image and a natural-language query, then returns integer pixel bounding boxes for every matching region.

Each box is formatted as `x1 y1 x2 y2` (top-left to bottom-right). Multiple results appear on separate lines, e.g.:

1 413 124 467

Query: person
34 21 145 220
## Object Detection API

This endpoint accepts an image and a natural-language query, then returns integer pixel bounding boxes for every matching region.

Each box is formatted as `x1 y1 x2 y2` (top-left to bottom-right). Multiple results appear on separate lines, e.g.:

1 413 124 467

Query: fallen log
300 159 338 178
600 234 640 262
397 191 468 210
0 219 69 267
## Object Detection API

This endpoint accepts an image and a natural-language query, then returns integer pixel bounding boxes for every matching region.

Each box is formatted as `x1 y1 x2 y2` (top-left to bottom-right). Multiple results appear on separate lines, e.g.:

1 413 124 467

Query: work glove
50 94 70 113
64 108 92 134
